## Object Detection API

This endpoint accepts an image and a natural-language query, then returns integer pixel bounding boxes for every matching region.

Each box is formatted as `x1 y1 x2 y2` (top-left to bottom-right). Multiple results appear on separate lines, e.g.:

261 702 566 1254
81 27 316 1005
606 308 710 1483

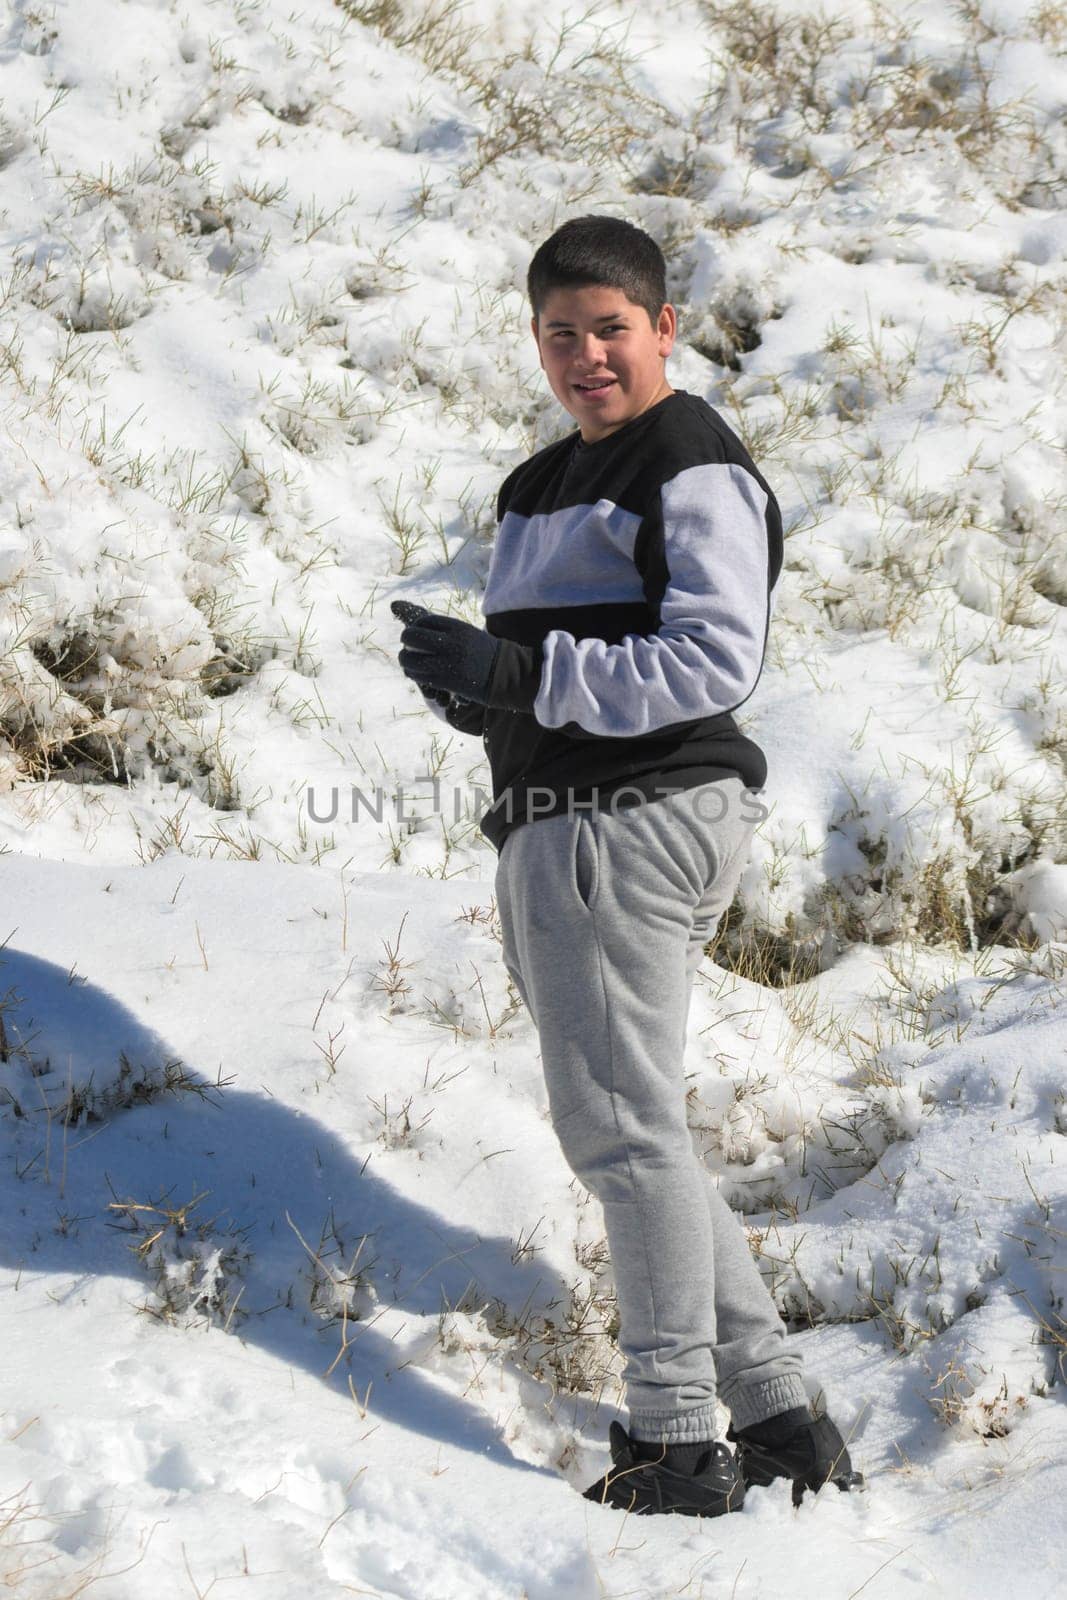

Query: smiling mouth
573 378 616 392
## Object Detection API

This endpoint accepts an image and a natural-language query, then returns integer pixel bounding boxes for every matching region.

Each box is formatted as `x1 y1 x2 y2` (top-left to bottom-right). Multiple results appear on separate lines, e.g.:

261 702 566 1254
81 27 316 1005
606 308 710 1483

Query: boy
392 216 860 1517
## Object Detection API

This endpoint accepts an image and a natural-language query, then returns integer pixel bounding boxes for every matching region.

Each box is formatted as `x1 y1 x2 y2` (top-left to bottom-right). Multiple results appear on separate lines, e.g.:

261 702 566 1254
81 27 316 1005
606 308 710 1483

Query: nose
575 331 608 367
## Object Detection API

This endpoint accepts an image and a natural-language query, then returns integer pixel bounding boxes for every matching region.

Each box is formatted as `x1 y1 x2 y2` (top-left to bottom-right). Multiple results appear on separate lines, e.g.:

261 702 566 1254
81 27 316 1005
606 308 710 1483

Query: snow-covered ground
1 0 1065 1594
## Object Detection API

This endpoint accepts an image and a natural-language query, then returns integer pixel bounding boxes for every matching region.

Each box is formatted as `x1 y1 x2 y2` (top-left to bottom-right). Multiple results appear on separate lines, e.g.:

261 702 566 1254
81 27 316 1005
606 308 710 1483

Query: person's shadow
0 948 577 1477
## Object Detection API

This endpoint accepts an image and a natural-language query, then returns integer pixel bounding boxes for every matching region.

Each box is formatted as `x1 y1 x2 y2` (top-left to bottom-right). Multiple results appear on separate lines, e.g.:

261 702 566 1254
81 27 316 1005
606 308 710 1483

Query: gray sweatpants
494 778 808 1443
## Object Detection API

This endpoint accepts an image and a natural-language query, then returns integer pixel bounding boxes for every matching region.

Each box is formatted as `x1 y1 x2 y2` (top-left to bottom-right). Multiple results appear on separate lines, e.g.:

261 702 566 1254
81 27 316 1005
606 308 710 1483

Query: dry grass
0 1481 150 1598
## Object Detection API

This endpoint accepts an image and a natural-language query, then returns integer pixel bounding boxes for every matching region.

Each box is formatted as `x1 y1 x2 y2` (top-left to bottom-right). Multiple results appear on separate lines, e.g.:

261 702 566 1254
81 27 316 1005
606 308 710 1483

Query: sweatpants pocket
572 816 599 911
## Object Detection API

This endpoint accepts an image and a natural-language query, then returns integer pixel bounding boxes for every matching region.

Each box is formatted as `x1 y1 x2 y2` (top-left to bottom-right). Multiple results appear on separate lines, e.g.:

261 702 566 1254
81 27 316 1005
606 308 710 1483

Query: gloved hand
392 600 501 704
391 599 542 713
417 683 453 711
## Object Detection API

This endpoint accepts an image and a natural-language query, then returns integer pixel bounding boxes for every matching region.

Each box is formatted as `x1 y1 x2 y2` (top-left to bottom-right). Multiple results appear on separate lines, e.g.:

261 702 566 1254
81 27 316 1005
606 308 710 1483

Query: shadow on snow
0 947 567 1478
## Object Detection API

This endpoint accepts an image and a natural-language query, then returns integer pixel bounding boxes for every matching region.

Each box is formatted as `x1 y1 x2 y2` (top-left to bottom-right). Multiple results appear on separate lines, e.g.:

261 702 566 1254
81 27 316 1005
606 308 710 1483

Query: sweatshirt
433 389 783 854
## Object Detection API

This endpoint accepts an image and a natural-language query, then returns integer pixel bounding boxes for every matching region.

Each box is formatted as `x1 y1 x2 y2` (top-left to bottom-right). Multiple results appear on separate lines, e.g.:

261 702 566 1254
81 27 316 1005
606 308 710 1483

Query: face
532 284 677 444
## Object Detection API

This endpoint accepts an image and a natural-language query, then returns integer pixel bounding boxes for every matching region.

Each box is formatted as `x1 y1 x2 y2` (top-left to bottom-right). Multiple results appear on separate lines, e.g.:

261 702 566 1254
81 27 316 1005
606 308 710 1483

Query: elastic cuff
722 1374 810 1432
487 637 541 712
628 1401 719 1445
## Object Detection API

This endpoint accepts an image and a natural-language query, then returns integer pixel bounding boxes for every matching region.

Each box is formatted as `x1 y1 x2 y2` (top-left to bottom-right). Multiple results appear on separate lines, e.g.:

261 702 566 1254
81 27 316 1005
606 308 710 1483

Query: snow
2 0 1066 1594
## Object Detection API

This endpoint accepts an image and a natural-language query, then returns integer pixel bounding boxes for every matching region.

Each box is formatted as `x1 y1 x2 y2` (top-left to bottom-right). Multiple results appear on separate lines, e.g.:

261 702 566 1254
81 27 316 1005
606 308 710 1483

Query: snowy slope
2 856 1066 1597
1 0 1066 1594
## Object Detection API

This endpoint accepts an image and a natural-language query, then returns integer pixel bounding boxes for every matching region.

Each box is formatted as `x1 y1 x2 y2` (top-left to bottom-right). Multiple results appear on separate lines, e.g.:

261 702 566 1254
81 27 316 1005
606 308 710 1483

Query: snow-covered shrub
108 1186 252 1330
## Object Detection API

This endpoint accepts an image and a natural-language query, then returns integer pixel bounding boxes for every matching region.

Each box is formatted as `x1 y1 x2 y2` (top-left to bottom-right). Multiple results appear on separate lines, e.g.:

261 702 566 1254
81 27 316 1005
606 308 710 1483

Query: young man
393 216 860 1517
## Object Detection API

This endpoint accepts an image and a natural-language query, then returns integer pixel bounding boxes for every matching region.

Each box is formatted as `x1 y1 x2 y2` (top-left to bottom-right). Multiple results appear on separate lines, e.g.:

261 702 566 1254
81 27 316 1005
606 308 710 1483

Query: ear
657 303 677 358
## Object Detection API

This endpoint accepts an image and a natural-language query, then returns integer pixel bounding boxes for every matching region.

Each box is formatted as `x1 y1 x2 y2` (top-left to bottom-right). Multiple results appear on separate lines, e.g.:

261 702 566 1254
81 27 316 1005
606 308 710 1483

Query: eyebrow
543 313 630 328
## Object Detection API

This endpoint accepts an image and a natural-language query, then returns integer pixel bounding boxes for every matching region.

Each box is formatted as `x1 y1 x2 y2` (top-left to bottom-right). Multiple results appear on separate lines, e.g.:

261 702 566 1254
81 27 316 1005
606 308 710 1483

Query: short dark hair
527 216 668 326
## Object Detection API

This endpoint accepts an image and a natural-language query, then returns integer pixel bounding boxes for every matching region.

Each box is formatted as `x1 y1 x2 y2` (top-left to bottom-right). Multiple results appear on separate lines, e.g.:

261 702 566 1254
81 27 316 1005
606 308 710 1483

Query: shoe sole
582 1476 746 1517
738 1451 866 1503
583 1458 746 1517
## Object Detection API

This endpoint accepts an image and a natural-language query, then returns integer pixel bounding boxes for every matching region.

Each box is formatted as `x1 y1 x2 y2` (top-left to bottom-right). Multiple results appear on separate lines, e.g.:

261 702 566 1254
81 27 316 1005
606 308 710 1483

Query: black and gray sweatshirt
436 389 783 853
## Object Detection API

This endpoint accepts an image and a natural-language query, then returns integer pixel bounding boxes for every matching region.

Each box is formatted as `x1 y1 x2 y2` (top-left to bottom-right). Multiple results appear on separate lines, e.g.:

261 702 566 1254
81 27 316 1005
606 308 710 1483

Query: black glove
419 684 487 736
417 683 454 711
394 603 500 701
391 600 540 712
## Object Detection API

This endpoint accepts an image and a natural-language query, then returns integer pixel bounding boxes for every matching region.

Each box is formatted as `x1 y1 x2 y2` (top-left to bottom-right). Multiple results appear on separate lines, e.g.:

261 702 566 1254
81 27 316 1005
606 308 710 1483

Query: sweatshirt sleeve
531 461 775 738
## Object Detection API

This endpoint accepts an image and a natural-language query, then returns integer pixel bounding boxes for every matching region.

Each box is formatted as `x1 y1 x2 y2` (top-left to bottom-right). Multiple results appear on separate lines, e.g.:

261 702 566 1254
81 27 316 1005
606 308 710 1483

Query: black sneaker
582 1421 746 1517
728 1407 864 1505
